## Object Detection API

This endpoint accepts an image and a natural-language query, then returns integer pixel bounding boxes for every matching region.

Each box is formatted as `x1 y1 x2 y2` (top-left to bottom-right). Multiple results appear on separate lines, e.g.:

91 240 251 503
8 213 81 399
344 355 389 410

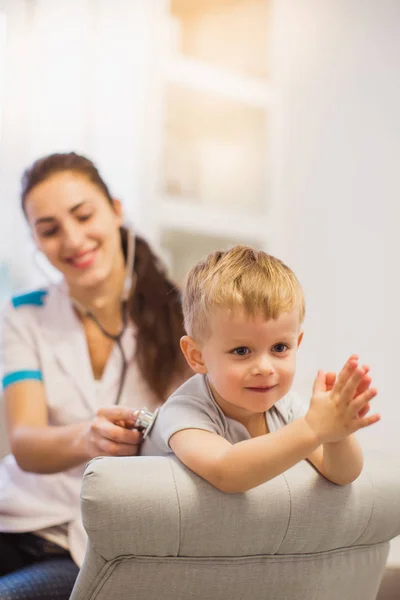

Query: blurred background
0 0 400 455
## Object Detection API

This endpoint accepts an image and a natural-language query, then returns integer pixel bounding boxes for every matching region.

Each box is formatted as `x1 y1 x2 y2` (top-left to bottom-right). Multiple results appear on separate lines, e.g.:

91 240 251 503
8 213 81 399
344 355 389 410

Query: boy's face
183 307 303 423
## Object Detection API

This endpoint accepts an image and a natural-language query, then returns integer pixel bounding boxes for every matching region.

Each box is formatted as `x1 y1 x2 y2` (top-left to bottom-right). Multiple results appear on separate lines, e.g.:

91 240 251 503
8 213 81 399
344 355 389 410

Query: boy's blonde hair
182 245 305 341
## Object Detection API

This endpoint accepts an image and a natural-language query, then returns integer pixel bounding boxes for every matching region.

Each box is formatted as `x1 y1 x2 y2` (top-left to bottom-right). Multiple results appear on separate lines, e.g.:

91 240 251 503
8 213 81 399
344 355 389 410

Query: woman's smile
65 247 99 269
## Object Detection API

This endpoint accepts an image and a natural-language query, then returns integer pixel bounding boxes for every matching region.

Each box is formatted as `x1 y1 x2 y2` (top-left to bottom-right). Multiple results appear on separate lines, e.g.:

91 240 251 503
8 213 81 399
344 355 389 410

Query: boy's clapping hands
305 355 380 444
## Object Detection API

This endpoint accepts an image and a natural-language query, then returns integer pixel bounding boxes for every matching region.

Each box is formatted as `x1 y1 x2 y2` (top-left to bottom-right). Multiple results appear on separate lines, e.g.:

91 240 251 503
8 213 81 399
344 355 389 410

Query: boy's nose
251 356 275 376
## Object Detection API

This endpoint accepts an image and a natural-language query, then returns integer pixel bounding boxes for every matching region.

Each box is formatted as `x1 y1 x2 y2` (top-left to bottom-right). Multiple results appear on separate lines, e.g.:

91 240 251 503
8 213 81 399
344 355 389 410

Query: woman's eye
272 343 289 354
40 228 58 238
232 347 250 357
77 213 92 222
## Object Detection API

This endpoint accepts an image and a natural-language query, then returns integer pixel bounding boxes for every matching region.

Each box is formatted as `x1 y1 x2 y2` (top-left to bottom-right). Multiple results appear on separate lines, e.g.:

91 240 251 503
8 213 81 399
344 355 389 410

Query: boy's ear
297 331 304 347
180 335 208 374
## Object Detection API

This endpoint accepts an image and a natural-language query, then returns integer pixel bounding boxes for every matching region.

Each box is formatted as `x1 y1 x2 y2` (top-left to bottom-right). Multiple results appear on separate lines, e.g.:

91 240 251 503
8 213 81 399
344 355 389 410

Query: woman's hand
82 406 143 459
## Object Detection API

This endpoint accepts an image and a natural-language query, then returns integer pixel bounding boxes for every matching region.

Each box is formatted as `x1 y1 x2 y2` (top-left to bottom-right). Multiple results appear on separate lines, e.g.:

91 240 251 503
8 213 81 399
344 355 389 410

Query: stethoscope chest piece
134 407 159 439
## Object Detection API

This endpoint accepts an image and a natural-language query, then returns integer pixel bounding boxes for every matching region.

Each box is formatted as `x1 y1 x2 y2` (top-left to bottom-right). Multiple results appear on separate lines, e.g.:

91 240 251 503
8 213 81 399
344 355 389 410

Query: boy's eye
232 346 250 357
272 343 289 353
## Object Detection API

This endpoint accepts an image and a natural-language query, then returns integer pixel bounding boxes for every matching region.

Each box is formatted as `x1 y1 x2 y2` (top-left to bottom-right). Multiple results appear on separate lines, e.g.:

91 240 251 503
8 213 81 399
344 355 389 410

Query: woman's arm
5 380 143 474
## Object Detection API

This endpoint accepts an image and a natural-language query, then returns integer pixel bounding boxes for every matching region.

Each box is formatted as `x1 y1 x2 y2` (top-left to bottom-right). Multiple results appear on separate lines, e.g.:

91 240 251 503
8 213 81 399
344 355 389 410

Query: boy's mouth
245 385 277 393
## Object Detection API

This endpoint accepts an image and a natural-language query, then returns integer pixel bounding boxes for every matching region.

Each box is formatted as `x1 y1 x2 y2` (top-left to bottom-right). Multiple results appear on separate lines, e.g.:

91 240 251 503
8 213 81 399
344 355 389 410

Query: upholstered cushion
70 454 400 600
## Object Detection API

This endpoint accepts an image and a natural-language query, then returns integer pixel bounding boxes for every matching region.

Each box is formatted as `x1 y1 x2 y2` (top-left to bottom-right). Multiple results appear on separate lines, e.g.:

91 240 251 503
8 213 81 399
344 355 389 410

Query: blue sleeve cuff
2 370 43 389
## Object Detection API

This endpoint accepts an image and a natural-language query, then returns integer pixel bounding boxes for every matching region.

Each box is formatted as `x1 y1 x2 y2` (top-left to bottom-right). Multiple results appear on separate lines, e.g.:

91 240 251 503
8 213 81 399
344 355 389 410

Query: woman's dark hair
21 152 188 401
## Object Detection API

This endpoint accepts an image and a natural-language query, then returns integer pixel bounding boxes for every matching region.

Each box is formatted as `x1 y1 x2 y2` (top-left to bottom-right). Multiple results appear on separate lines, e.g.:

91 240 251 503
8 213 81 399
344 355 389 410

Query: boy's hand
305 357 380 444
324 354 372 418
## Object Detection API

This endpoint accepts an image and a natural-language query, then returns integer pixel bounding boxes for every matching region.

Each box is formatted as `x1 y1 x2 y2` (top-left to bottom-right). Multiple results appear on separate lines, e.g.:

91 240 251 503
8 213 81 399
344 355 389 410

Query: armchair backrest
70 455 400 600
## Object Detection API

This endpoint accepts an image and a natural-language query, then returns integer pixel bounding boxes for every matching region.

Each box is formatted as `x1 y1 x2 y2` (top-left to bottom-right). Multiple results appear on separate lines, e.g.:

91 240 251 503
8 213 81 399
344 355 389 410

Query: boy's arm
307 436 363 485
169 418 320 494
170 422 365 493
306 361 376 485
170 358 379 493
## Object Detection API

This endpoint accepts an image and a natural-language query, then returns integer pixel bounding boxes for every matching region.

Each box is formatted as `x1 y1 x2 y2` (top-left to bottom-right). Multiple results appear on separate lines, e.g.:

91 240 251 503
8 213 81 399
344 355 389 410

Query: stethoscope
73 299 129 406
67 230 158 435
69 230 135 406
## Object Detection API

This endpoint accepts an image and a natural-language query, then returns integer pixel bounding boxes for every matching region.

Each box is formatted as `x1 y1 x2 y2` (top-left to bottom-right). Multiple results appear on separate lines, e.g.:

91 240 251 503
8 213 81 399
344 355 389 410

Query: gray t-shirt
141 374 308 457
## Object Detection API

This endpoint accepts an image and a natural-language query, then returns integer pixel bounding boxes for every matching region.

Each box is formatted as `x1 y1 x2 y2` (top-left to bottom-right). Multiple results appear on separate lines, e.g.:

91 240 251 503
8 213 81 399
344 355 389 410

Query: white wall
274 0 400 451
0 0 167 290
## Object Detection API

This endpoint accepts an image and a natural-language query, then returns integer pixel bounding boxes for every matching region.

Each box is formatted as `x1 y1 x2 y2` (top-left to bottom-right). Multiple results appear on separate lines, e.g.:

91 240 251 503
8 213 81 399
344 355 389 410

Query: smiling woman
0 152 190 600
24 170 126 300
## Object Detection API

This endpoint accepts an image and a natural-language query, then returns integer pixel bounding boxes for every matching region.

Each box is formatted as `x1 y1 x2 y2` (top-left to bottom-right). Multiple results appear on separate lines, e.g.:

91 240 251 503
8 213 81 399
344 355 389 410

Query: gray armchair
70 454 400 600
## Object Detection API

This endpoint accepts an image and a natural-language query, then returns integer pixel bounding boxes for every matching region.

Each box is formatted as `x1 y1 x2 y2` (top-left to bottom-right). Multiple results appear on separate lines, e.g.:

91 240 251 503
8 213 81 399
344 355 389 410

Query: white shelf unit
163 55 275 109
155 0 276 285
160 197 270 243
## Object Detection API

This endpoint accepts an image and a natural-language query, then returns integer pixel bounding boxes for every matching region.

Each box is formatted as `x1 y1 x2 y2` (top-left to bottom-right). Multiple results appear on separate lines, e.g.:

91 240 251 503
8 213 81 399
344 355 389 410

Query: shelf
163 84 268 207
161 226 267 286
169 0 271 80
171 0 240 15
163 56 275 109
159 197 269 244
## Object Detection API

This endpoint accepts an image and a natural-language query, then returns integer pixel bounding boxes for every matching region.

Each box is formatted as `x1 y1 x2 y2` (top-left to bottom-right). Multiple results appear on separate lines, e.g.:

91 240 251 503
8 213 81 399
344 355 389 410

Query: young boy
141 246 380 492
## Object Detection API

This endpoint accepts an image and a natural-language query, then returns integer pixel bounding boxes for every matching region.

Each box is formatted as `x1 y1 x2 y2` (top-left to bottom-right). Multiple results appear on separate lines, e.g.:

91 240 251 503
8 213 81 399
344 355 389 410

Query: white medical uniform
0 280 160 566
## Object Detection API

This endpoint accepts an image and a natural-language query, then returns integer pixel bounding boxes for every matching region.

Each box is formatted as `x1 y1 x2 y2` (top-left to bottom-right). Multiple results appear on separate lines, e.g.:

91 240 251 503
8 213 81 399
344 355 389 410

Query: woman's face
24 170 124 291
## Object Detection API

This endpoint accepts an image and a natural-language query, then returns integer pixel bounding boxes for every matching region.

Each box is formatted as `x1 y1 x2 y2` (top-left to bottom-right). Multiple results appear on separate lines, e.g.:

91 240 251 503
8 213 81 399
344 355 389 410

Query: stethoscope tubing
84 306 129 405
69 229 136 405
